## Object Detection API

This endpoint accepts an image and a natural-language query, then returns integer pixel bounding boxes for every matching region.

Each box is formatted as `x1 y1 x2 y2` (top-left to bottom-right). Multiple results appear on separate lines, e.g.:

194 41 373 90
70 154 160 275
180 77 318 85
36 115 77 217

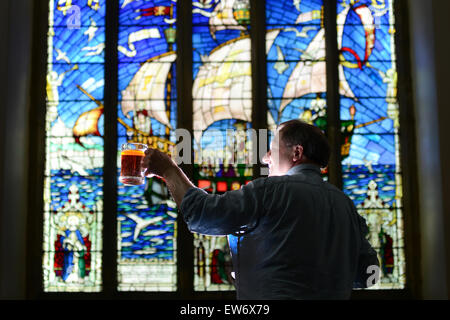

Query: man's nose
262 150 271 164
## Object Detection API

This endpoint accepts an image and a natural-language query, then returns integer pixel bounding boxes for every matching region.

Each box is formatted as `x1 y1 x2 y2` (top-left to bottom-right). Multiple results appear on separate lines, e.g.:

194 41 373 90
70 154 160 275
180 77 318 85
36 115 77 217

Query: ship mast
164 4 176 139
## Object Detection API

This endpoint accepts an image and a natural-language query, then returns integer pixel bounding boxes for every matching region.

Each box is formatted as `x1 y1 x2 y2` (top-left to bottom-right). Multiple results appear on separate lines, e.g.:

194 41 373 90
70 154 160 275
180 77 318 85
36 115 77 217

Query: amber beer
119 143 147 186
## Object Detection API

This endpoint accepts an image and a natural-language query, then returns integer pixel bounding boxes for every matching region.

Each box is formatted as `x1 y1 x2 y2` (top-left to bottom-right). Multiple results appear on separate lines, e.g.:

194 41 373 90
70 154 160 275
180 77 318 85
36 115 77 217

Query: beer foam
121 149 145 156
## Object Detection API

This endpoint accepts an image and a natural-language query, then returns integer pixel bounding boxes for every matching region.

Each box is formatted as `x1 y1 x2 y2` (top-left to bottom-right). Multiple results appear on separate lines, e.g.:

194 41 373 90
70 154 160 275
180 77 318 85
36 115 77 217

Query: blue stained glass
340 98 395 135
196 119 252 152
51 27 106 63
193 26 244 61
346 134 395 165
51 0 106 27
266 0 322 26
118 0 177 145
49 169 103 210
339 0 405 288
192 0 253 158
341 67 388 98
266 0 326 131
119 0 177 26
192 0 253 291
342 165 397 207
266 0 329 180
117 180 177 261
117 0 178 292
44 0 105 292
339 0 398 165
44 0 406 293
192 0 253 147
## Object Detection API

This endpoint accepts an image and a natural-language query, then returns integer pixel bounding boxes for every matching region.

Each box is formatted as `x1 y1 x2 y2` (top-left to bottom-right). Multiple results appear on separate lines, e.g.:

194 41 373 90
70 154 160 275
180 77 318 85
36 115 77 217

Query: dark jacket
180 163 379 299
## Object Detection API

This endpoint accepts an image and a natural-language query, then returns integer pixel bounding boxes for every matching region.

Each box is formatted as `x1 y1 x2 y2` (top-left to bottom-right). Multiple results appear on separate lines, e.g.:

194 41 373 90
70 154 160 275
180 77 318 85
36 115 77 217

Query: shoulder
262 174 351 198
263 173 317 188
241 176 267 192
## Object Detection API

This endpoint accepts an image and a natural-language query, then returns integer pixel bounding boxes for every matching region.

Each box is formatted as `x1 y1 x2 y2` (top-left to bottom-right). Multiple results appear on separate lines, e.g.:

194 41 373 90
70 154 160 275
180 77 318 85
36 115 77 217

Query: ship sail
279 6 356 111
73 106 103 145
121 51 176 130
193 29 280 143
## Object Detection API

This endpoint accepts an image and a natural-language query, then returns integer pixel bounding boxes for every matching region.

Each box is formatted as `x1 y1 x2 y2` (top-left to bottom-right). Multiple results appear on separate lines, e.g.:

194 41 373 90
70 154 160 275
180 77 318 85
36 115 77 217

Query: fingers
144 147 160 157
141 148 153 170
141 148 174 177
141 148 160 174
142 148 155 161
144 147 152 155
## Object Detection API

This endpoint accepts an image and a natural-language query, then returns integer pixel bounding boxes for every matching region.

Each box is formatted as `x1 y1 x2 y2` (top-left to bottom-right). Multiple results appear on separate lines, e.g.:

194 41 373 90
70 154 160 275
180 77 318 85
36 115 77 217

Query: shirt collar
286 163 321 176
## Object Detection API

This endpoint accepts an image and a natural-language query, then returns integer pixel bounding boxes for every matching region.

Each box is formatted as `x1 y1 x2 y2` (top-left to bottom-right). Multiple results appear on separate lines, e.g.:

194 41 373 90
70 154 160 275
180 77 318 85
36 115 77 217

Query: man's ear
292 145 303 162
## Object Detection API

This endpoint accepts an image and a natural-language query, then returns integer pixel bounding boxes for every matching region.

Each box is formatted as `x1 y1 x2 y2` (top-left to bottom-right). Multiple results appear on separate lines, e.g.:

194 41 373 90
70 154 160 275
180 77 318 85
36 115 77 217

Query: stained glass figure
43 0 105 292
117 0 178 291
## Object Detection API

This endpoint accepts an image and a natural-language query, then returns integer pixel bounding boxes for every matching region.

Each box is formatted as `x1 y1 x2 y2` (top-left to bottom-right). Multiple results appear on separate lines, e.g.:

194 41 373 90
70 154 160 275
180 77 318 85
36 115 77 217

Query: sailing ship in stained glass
43 0 406 294
265 0 405 289
116 0 178 291
192 0 255 291
338 0 405 289
266 0 361 165
67 0 179 291
43 0 105 292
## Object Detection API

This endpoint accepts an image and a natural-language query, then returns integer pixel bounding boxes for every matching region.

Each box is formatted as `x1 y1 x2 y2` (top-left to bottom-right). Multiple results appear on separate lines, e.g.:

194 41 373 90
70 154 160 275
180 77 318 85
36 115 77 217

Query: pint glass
119 143 148 186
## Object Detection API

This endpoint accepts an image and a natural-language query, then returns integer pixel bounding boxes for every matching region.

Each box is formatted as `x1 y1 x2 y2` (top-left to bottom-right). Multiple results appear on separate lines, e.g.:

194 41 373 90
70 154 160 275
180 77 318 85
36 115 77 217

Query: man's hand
141 148 196 207
141 148 176 178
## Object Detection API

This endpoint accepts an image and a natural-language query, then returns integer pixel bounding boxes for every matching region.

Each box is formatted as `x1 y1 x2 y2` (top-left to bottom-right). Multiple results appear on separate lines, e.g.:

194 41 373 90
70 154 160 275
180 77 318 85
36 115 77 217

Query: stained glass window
43 0 105 292
192 0 254 291
117 0 178 291
265 0 332 182
338 0 405 288
266 0 326 132
43 0 407 294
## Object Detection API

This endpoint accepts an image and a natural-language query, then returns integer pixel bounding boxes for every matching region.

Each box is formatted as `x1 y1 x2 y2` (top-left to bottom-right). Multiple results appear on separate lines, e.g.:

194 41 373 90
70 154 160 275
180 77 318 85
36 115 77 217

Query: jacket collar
286 163 321 176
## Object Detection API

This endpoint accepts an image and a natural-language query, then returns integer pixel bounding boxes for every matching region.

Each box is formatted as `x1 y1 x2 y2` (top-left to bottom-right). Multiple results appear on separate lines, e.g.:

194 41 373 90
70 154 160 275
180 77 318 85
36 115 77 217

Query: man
141 119 379 299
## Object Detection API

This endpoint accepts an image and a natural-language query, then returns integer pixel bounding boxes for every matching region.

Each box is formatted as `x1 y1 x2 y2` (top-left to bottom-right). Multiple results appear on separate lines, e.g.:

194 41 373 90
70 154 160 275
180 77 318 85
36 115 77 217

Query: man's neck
285 162 321 176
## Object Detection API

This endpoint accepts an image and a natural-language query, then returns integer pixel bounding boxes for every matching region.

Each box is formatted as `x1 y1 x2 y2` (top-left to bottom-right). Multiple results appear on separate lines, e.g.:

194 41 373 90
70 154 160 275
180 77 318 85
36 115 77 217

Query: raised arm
141 148 195 207
141 148 266 236
179 178 266 235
